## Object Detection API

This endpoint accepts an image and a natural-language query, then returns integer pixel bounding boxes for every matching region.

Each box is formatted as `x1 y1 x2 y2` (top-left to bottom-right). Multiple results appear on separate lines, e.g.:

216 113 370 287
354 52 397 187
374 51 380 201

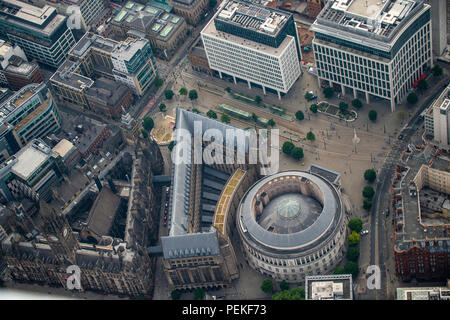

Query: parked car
398 134 404 140
361 230 369 235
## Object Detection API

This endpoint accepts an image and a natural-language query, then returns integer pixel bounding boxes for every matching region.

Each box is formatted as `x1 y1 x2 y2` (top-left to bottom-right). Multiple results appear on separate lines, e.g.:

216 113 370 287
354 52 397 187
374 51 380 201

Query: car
361 230 369 235
311 95 318 100
163 215 167 221
163 221 167 227
398 134 404 140
385 208 390 217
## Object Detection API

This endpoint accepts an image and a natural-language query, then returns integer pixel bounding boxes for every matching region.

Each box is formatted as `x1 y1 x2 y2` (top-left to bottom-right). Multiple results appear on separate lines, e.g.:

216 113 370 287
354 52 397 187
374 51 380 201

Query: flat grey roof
11 139 53 181
161 231 220 259
238 171 343 252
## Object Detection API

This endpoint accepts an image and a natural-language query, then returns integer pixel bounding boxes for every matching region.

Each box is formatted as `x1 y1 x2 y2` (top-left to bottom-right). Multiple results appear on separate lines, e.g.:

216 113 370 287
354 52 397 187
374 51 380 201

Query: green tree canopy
344 261 359 279
348 218 363 233
363 200 372 211
323 87 334 98
368 110 377 122
295 110 304 121
306 131 315 142
141 129 148 139
225 87 231 93
304 92 314 101
339 102 348 115
206 110 217 119
179 87 188 96
347 247 360 262
407 92 418 104
165 89 174 100
171 290 181 300
261 279 274 293
348 231 360 246
209 0 217 8
352 99 363 109
282 141 295 155
364 169 377 183
291 147 304 160
417 79 428 93
280 280 289 291
168 140 175 152
268 119 275 127
272 286 305 300
159 103 166 112
310 104 318 113
192 108 201 114
255 95 262 105
154 77 164 88
333 267 345 275
221 114 231 123
432 65 443 77
142 117 154 132
189 89 198 100
194 288 205 300
362 186 375 199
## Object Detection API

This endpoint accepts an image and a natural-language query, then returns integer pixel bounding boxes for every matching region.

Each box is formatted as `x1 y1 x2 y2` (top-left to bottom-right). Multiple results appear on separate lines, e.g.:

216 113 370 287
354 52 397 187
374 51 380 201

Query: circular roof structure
238 171 343 253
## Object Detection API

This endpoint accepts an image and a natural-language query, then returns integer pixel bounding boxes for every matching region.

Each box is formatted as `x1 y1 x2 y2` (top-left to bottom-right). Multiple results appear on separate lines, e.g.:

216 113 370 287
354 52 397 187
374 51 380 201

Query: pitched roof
161 231 220 259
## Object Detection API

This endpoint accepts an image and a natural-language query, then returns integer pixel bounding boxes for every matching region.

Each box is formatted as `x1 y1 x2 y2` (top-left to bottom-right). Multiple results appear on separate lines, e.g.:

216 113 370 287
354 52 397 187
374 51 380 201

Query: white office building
201 0 302 99
311 0 433 111
424 83 450 149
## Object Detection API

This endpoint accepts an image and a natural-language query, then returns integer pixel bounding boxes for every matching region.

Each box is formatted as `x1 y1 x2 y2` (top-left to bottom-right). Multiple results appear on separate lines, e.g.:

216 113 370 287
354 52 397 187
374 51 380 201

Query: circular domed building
237 171 347 283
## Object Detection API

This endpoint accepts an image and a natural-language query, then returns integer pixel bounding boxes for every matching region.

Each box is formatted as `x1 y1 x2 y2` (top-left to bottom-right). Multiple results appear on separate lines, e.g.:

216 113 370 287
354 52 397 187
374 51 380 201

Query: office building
423 83 450 149
426 0 447 56
168 0 209 26
188 38 214 76
311 0 432 112
0 39 27 86
109 1 187 59
305 274 353 300
201 0 302 99
307 0 327 18
0 0 76 68
396 282 450 300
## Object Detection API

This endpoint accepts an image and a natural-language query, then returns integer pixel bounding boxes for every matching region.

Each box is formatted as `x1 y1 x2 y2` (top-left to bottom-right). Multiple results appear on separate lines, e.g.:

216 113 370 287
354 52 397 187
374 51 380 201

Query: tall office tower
0 0 76 68
427 0 447 56
311 0 432 112
201 0 302 100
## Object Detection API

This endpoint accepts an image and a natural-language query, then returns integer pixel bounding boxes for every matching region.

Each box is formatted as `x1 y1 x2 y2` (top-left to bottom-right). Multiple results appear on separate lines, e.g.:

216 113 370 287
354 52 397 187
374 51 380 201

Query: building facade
424 84 450 150
0 0 76 68
307 0 326 19
201 0 302 99
311 0 433 112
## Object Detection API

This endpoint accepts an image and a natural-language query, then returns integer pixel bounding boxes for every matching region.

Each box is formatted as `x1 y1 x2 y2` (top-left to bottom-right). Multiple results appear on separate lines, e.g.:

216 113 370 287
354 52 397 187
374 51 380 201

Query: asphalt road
368 78 449 300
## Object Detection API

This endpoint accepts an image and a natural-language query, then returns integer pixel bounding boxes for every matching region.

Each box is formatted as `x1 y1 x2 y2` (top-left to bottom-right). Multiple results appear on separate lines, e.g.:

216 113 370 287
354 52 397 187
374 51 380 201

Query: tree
304 92 314 101
189 89 198 100
417 79 428 93
142 117 154 132
432 65 443 77
194 288 205 300
171 290 181 300
255 95 262 105
397 110 407 122
154 77 164 88
310 104 318 113
323 87 334 98
344 261 359 279
221 114 231 123
339 101 348 115
159 103 166 112
407 92 418 105
364 169 377 183
352 98 363 109
200 13 206 21
141 129 148 138
333 267 345 275
347 247 360 262
280 280 289 291
291 147 304 160
192 108 201 114
362 186 375 199
225 87 231 93
209 0 217 8
207 110 217 119
165 89 174 100
272 286 305 300
363 200 372 211
268 119 275 127
282 141 295 155
348 231 360 246
295 110 304 121
179 87 188 96
368 110 377 122
168 141 175 152
306 131 315 142
348 218 363 233
261 279 274 293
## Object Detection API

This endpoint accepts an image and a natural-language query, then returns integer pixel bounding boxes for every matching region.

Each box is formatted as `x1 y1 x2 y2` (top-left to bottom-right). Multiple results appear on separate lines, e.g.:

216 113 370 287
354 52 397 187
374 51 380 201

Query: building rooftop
161 231 220 259
111 37 149 62
85 77 131 107
86 187 121 236
0 83 44 123
311 0 427 50
397 284 450 300
305 274 353 300
52 139 75 159
215 0 291 37
4 56 37 76
10 139 54 181
50 60 94 91
0 0 67 38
